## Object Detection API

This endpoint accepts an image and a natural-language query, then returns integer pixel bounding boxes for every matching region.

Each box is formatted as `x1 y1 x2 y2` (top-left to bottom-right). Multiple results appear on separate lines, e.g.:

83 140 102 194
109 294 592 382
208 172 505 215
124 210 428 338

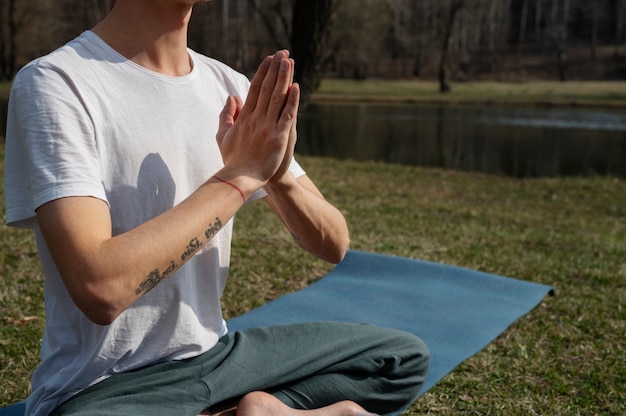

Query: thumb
216 96 242 145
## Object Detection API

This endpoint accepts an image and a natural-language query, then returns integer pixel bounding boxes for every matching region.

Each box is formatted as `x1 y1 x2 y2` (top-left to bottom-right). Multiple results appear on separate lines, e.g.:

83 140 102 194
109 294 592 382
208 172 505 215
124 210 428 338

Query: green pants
51 322 430 416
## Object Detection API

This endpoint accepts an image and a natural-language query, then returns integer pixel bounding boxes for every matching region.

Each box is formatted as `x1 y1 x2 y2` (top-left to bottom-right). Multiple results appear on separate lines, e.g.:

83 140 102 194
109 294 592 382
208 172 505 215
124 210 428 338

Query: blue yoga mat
228 250 554 395
1 251 552 415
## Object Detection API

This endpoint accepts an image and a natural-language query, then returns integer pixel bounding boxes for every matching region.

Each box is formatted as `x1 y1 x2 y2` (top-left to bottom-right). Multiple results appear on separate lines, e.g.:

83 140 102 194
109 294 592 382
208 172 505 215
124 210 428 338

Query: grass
0 143 44 404
220 158 626 416
2 139 625 414
2 73 626 413
313 79 626 109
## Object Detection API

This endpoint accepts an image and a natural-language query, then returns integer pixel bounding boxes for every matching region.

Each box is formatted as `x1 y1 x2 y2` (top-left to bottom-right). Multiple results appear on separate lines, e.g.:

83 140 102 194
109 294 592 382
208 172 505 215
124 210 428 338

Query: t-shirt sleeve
4 63 107 228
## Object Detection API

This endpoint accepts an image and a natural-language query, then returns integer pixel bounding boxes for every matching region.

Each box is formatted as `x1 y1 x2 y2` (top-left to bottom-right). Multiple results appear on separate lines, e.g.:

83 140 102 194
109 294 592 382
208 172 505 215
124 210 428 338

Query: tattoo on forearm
135 260 178 296
181 237 203 261
135 218 223 296
205 217 222 240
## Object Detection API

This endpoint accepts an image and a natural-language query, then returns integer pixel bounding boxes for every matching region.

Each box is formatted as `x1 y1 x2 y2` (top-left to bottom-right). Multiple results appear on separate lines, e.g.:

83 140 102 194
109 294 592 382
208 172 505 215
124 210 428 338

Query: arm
263 174 350 264
37 182 243 325
260 62 349 264
36 51 299 325
217 58 350 264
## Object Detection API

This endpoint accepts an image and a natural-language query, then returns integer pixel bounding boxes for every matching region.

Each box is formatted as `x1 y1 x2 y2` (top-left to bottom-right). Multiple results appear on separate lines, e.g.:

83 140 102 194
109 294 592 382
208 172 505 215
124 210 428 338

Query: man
4 1 429 415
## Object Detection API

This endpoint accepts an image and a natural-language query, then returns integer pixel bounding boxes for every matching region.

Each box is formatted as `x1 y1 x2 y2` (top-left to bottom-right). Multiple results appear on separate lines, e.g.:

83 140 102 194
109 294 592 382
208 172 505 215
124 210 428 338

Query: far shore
311 79 626 110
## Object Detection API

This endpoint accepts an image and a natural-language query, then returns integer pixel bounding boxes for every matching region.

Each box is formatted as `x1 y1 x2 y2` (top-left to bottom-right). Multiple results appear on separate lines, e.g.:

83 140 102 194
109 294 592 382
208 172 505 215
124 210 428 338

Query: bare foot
202 406 236 416
235 391 378 416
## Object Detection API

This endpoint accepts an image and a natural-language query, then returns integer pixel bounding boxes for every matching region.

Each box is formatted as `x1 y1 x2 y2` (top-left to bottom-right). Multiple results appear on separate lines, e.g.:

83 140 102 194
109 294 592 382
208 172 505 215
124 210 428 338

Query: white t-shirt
4 31 304 416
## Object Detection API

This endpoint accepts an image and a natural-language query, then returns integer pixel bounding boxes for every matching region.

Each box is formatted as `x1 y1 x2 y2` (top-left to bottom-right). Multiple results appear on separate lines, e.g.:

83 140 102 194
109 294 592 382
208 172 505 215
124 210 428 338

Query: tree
439 0 465 92
3 0 626 84
615 0 626 56
0 0 18 81
290 0 336 106
556 0 571 81
590 1 603 62
0 0 54 81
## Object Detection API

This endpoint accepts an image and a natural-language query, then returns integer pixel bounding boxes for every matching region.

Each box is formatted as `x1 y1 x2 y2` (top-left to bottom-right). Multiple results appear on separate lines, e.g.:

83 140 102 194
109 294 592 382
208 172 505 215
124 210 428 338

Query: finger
270 85 299 182
215 96 234 145
255 50 290 116
276 82 300 134
232 96 243 122
239 55 273 118
288 58 295 86
266 56 295 123
216 96 237 146
285 94 298 160
288 85 299 148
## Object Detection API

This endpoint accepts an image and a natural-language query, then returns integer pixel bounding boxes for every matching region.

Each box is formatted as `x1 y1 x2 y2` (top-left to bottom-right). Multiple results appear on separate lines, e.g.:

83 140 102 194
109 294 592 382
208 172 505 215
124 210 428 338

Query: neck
93 0 194 76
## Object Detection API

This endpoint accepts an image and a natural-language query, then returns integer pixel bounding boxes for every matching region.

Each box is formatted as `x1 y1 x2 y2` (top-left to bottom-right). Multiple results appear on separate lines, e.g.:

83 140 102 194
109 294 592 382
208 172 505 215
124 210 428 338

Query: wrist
263 172 298 196
213 168 265 202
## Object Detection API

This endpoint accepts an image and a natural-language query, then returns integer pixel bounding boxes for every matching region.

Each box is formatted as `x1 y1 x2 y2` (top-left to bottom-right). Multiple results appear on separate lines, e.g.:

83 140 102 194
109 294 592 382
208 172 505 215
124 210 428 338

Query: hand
216 51 300 194
268 93 299 186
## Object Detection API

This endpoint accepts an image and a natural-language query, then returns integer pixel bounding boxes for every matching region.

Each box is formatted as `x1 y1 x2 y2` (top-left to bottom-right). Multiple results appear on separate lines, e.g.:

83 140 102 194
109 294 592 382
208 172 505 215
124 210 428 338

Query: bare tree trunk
236 0 249 71
519 0 530 43
412 0 431 77
471 0 486 61
486 0 498 72
290 0 335 106
247 0 290 50
557 0 571 82
439 0 464 93
92 0 101 22
535 0 543 52
591 2 600 62
517 0 530 60
0 1 7 80
459 6 470 73
0 0 17 80
615 0 626 57
252 0 261 63
222 0 230 63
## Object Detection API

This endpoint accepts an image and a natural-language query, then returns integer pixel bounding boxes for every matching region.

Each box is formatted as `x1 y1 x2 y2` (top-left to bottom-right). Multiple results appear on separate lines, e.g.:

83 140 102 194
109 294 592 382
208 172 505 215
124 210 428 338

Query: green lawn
3 74 626 413
2 138 625 414
314 79 626 109
227 156 626 415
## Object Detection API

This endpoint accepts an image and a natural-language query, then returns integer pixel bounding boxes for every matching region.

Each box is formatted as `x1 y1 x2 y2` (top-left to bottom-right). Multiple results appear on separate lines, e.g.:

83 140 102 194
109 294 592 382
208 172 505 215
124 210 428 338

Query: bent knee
393 329 430 374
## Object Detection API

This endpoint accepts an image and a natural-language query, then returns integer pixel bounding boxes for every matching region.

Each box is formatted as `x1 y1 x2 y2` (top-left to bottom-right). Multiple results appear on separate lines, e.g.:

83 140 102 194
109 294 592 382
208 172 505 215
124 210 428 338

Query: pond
297 103 626 178
2 98 626 178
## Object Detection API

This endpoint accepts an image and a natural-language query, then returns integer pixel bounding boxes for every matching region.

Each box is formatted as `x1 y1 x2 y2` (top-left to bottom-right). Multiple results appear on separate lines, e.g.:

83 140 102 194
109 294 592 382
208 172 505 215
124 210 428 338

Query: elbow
326 234 351 265
337 236 351 264
70 280 126 326
335 225 351 263
84 307 122 326
301 234 349 265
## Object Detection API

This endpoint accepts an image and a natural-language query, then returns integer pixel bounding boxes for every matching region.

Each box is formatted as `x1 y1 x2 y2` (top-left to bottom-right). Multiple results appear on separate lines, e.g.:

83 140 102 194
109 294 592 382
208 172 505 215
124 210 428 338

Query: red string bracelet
214 175 246 203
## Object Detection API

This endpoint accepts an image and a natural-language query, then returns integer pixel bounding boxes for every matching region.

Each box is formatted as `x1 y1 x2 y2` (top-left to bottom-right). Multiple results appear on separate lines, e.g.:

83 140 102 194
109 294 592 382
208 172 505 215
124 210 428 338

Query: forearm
37 172 252 325
264 174 350 264
107 175 247 297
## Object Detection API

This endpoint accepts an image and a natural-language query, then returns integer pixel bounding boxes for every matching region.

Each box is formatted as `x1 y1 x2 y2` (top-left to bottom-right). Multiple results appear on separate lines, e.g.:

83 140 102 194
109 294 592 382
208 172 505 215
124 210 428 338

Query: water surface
297 103 626 178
